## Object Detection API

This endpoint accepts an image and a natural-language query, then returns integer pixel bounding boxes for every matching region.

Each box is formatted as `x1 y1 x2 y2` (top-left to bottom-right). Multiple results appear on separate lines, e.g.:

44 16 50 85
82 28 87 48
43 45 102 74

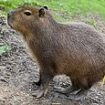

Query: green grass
0 0 105 17
0 44 11 55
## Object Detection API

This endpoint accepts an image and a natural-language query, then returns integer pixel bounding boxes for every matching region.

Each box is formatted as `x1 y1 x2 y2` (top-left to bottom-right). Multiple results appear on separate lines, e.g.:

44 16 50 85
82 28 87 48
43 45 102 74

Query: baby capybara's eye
24 10 32 16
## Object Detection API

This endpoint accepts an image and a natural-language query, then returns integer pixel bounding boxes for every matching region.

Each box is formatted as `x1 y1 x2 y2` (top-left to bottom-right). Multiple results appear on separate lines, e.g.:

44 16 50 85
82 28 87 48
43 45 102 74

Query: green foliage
0 44 11 55
0 0 105 17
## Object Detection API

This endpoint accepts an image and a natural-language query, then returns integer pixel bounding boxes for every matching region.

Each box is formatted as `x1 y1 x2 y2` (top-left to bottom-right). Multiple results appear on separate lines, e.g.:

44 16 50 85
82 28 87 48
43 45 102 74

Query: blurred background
0 0 105 20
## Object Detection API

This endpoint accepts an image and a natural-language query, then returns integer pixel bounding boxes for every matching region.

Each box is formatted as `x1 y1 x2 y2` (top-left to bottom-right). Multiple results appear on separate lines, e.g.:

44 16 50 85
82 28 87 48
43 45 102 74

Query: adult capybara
7 5 105 98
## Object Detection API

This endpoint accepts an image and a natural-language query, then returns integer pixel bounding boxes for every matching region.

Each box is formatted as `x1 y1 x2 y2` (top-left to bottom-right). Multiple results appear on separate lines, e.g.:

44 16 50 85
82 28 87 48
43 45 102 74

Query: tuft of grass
85 19 97 28
0 44 11 55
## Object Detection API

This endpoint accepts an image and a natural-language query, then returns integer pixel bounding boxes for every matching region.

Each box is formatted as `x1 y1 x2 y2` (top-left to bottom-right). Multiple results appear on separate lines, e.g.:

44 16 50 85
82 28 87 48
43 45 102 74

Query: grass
0 0 105 17
0 0 105 21
0 44 10 55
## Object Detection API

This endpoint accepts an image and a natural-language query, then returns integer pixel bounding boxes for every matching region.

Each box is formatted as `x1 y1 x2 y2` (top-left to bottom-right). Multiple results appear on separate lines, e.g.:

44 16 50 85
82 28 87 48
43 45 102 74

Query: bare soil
0 14 105 105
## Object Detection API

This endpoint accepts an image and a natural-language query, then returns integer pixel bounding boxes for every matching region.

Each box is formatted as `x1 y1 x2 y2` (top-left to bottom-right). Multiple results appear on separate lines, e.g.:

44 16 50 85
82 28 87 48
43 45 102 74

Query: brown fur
7 6 105 97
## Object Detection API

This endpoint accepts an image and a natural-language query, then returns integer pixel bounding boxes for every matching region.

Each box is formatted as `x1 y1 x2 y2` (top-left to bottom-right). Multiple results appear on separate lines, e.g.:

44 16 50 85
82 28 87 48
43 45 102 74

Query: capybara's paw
32 86 48 98
32 89 44 98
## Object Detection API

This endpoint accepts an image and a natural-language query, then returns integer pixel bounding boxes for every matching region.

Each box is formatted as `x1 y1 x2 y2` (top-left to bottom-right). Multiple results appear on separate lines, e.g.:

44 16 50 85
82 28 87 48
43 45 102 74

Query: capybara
7 5 105 98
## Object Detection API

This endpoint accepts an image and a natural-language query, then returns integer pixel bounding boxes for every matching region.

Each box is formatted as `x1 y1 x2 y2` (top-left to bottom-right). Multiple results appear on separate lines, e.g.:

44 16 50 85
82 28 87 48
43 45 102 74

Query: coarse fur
7 5 105 98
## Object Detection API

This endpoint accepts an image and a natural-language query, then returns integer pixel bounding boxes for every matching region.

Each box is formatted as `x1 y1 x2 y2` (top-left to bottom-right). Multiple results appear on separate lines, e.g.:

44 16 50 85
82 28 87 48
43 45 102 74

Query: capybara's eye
24 10 32 16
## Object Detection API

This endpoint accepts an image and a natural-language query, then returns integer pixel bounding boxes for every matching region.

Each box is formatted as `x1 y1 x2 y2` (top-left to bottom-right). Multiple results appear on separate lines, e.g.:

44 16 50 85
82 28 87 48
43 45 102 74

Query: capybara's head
7 6 50 34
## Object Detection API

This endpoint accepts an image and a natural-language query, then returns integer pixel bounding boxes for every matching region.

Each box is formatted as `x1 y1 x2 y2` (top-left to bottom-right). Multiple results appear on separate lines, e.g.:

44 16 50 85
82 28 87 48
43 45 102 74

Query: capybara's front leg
32 69 53 98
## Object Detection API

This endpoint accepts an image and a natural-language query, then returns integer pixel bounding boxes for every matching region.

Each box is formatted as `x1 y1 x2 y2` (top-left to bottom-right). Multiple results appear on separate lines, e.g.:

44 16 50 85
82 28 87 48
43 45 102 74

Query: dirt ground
1 14 105 105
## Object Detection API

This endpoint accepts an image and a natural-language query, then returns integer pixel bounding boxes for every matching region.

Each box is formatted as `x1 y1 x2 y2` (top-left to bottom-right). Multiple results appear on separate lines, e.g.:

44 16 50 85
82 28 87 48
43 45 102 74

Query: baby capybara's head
7 6 49 34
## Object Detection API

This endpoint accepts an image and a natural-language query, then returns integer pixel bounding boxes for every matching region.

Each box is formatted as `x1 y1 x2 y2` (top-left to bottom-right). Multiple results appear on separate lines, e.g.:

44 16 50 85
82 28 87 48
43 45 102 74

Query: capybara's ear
39 8 45 17
43 6 48 10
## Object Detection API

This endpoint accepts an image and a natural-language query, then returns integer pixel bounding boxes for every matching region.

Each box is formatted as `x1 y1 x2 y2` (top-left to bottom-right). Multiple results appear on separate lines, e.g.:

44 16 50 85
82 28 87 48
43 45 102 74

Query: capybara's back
7 6 105 98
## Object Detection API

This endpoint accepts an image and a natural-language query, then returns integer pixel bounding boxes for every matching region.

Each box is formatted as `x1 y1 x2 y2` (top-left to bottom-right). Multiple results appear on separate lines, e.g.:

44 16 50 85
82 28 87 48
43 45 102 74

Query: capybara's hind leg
75 77 92 95
67 77 91 100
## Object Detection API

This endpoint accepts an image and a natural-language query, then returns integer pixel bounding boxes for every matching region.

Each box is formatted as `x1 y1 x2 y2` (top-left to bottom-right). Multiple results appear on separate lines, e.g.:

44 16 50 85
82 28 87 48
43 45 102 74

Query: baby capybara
7 6 105 98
